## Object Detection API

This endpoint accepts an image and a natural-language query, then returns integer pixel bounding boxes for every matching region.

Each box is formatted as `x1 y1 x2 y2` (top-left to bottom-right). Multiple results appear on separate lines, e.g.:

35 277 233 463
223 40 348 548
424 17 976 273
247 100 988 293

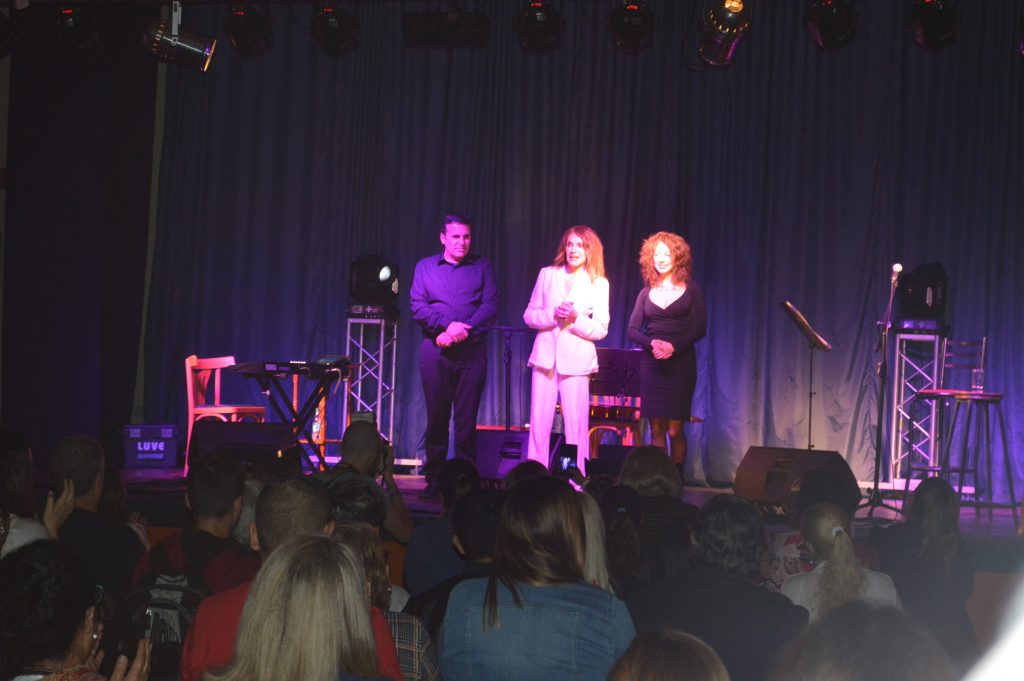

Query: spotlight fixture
907 0 955 50
349 255 399 316
805 0 856 51
57 4 99 50
609 1 655 56
313 1 360 57
516 0 563 54
224 4 273 58
144 1 216 72
698 0 750 67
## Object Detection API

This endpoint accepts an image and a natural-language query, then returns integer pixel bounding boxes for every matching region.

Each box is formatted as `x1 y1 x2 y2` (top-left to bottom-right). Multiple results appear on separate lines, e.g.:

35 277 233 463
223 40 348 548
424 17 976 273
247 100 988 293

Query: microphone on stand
891 262 903 286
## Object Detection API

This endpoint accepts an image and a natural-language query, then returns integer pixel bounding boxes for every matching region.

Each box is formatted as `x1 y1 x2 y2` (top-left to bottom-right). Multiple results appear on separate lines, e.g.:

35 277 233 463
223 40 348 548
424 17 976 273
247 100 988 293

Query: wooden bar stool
943 390 1018 524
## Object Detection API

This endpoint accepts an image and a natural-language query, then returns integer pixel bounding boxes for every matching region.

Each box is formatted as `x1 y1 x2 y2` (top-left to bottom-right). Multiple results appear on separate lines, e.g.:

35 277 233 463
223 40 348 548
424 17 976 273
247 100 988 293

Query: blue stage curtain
143 1 1023 494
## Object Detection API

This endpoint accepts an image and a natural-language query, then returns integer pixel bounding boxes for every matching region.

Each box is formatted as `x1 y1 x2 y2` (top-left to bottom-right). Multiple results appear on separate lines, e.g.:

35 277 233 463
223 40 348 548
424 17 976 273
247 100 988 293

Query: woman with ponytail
781 502 900 621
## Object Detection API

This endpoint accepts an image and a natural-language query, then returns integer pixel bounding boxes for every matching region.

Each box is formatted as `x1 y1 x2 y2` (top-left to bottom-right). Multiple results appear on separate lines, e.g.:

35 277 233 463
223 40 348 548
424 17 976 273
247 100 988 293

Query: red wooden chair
185 354 265 473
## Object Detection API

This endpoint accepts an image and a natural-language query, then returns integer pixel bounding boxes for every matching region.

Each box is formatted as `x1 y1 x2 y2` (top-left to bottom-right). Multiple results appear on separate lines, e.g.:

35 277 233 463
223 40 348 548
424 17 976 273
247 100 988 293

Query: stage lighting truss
517 0 563 54
144 1 217 72
224 4 273 58
609 0 655 56
313 1 360 56
805 0 856 52
907 0 956 50
698 0 750 67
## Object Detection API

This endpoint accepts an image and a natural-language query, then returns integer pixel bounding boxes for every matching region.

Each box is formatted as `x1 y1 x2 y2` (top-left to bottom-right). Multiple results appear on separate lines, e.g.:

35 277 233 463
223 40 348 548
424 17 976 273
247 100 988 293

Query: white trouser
528 367 590 469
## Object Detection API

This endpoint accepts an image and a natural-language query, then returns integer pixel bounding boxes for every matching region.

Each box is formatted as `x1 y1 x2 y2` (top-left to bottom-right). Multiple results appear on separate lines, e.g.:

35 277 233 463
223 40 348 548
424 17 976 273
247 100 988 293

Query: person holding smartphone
523 226 610 470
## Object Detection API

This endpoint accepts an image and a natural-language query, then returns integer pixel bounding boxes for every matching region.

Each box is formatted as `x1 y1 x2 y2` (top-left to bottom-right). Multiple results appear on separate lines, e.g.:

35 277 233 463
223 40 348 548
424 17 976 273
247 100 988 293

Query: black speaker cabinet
585 443 633 479
733 447 857 513
188 421 300 473
474 430 530 481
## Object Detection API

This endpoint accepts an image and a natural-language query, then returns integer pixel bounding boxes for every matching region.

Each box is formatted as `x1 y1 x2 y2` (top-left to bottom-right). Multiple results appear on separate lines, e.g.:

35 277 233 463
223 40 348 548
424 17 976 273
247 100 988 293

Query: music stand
780 301 832 450
591 348 643 401
588 348 644 453
489 325 530 431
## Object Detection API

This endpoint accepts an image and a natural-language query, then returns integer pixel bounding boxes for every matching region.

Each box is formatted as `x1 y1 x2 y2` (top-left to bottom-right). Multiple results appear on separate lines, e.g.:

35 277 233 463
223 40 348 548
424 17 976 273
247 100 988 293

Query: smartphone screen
553 444 578 476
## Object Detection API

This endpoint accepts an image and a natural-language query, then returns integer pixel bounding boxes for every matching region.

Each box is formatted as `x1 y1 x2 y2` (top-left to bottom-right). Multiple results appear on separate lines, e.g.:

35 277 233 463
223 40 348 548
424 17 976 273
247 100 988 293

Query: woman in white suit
523 225 610 469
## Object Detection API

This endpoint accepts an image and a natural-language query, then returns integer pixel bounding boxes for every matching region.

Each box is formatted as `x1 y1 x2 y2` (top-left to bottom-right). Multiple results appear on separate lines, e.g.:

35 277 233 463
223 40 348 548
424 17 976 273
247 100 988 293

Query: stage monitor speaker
189 421 301 475
474 430 530 481
733 447 857 515
585 443 633 479
474 430 564 481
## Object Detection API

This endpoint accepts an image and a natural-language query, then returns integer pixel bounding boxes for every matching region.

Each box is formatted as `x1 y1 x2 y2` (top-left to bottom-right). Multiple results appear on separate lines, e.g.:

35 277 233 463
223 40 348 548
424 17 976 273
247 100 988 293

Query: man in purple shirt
410 213 499 497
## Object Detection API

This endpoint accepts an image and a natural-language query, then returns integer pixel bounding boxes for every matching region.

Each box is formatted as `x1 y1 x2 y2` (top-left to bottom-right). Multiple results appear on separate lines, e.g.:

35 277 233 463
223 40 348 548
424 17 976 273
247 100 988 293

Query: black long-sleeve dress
626 280 707 420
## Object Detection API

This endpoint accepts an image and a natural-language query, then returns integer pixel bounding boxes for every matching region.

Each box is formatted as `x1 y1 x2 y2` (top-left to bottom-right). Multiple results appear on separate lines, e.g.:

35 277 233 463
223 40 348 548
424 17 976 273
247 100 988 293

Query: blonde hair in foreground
801 501 865 617
203 535 378 681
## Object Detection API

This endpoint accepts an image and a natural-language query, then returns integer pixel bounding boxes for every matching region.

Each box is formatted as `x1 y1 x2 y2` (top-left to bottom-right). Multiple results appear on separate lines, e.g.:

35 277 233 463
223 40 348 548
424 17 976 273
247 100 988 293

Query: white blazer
523 266 610 376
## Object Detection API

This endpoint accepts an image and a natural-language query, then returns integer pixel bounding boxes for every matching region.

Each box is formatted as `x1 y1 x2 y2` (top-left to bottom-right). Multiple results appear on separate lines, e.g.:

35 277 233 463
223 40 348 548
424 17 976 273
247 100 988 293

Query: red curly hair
638 231 692 288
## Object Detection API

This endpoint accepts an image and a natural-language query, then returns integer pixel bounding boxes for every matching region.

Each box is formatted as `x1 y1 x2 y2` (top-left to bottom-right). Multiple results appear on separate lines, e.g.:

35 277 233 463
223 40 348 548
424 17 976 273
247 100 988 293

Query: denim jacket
439 577 635 681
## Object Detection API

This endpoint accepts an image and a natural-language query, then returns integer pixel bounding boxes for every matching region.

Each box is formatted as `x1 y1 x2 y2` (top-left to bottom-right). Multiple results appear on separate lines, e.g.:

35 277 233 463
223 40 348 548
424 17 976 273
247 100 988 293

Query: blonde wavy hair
638 231 692 288
801 502 865 618
332 521 392 611
203 535 378 681
552 225 606 280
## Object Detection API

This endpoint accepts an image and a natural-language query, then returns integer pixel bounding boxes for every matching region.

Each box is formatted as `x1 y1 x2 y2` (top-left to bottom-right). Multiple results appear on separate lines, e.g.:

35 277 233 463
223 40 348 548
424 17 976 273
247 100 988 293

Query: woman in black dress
627 232 706 468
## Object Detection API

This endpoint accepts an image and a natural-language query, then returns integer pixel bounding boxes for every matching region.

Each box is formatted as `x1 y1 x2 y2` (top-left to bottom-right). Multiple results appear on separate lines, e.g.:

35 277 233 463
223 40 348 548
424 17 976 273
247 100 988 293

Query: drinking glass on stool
971 368 985 392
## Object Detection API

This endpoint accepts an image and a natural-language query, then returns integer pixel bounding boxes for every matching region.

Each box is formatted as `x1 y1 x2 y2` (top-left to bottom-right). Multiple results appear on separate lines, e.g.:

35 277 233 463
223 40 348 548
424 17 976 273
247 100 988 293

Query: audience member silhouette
403 458 481 595
501 459 550 494
607 630 730 681
628 494 807 681
618 446 695 551
403 488 503 643
869 477 979 673
578 489 612 591
336 522 440 681
768 601 956 681
180 477 402 681
759 465 872 592
649 506 701 583
322 420 413 543
440 476 634 680
98 467 149 551
1 429 74 557
780 502 900 621
132 453 258 595
48 435 145 599
599 483 645 599
201 535 386 681
0 540 150 681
